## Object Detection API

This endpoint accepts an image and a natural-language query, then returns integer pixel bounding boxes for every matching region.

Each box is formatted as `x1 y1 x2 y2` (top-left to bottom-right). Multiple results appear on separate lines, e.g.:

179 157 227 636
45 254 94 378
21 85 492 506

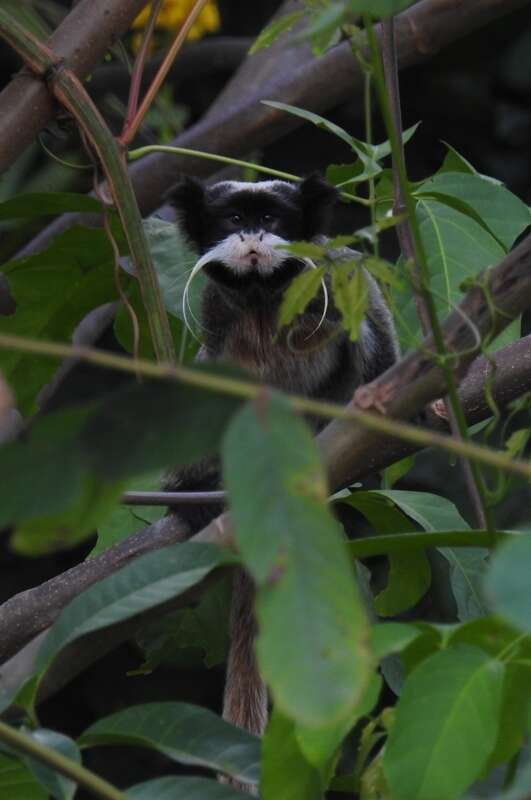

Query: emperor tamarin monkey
163 175 399 756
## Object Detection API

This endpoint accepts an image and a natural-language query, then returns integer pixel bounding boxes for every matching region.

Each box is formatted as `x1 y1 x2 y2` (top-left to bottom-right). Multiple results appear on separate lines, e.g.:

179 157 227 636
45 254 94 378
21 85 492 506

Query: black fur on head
168 174 339 252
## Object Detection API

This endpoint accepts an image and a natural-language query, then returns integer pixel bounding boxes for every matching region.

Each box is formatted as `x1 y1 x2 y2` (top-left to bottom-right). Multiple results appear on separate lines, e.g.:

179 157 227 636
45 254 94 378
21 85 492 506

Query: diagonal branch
1 231 531 666
0 0 150 174
16 0 530 255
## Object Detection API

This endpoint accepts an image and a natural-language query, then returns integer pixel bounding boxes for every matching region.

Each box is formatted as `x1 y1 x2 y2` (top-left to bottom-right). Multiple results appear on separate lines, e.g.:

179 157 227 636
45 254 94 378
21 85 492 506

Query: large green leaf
222 395 371 729
0 753 46 800
127 776 246 799
0 227 116 413
342 491 431 615
36 542 236 673
347 0 416 15
262 709 322 800
0 373 240 531
448 617 531 768
9 476 124 556
82 374 241 480
81 702 260 786
393 199 507 349
384 645 504 799
416 172 531 250
0 193 101 220
485 534 531 634
0 407 88 529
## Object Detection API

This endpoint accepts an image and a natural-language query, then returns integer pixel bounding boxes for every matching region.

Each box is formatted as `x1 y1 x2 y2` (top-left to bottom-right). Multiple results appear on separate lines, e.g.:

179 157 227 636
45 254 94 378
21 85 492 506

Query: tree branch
16 0 530 255
0 0 149 174
1 229 531 663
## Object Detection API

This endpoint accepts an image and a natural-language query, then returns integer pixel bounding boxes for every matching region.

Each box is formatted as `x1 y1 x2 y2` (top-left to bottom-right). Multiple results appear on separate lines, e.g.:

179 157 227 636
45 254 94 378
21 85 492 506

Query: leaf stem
0 331 530 483
127 144 371 205
347 529 510 559
0 721 128 800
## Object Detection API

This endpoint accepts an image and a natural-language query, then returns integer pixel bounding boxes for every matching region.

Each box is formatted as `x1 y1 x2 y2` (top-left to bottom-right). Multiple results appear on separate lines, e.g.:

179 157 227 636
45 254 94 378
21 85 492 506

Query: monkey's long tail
221 568 267 795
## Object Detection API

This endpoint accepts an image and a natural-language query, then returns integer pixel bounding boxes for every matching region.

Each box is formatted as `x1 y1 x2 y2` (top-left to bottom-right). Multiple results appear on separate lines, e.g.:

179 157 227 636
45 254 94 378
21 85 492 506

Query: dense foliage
0 1 530 799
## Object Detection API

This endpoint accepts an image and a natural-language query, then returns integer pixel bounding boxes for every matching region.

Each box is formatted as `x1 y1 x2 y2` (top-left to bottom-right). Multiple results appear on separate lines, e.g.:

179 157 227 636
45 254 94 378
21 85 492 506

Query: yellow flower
133 0 220 40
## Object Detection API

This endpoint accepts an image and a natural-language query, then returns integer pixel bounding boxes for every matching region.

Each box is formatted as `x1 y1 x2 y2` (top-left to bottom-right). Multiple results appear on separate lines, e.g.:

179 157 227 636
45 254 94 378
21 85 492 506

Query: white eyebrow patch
210 179 296 196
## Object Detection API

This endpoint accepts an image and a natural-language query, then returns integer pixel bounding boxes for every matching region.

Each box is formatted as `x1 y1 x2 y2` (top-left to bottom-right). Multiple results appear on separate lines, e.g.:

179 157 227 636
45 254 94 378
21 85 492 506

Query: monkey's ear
167 176 206 247
297 174 339 238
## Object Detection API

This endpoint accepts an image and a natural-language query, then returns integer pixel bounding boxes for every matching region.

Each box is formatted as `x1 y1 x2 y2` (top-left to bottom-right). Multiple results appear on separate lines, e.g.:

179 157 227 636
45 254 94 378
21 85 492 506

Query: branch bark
16 0 529 255
0 0 149 175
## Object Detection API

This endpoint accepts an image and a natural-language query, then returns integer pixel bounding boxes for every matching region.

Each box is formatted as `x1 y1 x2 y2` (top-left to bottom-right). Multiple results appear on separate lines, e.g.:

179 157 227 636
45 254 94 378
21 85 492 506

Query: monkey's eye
229 214 242 225
261 214 275 224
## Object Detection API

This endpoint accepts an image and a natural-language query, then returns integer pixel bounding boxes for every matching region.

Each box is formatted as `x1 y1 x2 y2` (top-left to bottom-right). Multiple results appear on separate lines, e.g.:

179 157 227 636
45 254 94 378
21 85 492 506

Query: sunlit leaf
262 709 322 800
331 261 369 341
384 645 504 799
277 266 325 329
249 10 305 53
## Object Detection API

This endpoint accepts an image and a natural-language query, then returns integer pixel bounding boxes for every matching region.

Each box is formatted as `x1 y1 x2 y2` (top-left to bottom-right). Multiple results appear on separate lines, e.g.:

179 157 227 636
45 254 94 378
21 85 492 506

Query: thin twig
123 490 226 505
122 0 164 137
120 0 209 146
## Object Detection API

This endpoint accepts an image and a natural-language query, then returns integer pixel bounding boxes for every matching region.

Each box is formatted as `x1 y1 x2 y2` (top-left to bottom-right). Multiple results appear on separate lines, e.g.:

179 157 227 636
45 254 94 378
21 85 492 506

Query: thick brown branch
0 0 149 175
17 0 529 255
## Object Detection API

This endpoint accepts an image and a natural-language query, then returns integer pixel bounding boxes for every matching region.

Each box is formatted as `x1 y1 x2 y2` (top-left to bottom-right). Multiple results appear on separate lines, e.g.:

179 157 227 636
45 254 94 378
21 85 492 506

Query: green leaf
142 217 200 321
485 534 531 633
384 645 504 800
81 702 260 786
331 261 369 341
0 227 116 413
277 266 325 329
36 542 237 673
82 373 241 481
0 753 46 800
91 472 165 557
249 10 305 53
399 623 444 675
0 407 88 529
0 193 101 220
438 547 489 620
416 172 531 250
263 101 354 146
127 776 246 799
448 617 531 768
262 709 323 800
342 491 431 615
392 199 507 350
10 477 124 556
347 0 417 17
382 454 416 488
24 729 80 800
370 490 488 620
222 395 371 729
370 623 421 660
